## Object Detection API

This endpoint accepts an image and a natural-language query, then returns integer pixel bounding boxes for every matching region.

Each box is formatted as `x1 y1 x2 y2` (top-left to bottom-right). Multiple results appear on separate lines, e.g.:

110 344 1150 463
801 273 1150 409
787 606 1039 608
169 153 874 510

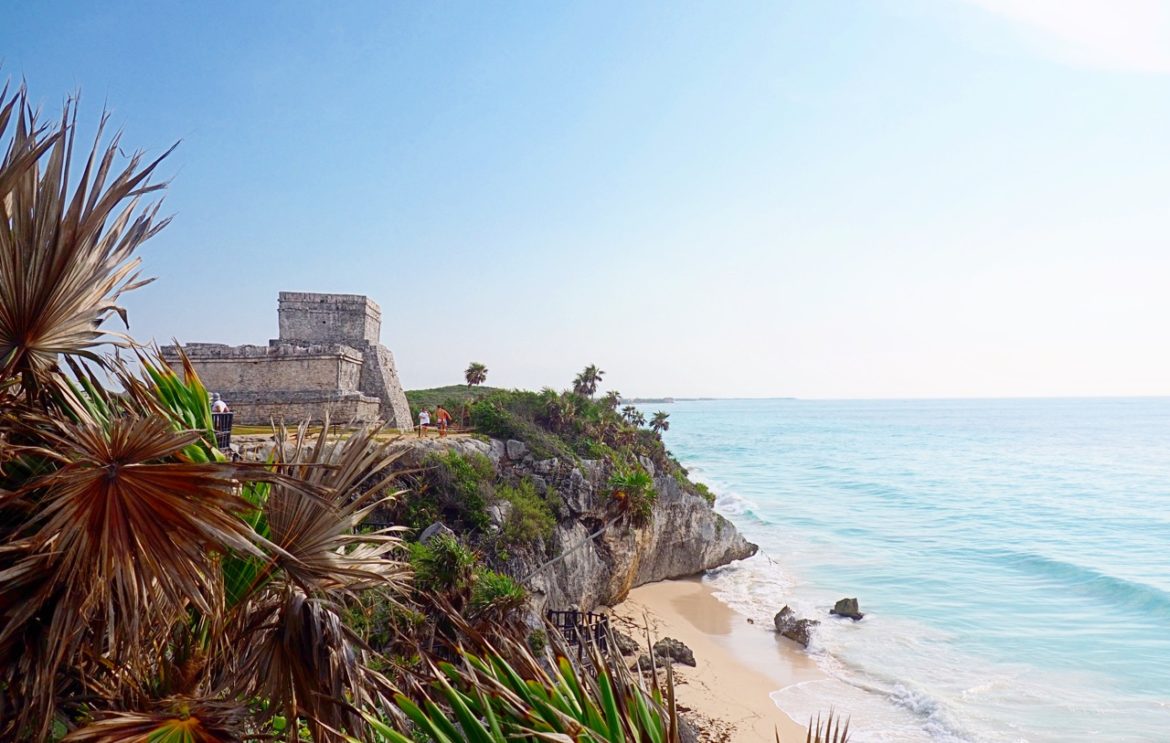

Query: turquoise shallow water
650 398 1170 742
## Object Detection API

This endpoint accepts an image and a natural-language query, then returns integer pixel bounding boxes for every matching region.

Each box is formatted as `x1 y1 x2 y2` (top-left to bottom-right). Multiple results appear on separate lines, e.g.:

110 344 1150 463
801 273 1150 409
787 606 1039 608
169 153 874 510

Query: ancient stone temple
163 292 412 430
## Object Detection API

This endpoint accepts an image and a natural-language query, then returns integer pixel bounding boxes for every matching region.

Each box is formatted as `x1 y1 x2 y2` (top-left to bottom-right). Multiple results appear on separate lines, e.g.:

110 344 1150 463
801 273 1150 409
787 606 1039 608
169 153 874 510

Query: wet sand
608 577 824 742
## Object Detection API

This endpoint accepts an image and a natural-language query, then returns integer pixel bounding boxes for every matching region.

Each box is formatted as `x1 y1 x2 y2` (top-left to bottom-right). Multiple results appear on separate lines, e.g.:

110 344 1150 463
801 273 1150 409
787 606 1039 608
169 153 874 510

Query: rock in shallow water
830 597 864 621
774 605 819 647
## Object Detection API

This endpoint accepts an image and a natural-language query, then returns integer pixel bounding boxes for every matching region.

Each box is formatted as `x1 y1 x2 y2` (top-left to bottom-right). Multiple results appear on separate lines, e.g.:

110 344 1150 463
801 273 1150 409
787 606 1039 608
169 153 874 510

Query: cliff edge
397 436 757 613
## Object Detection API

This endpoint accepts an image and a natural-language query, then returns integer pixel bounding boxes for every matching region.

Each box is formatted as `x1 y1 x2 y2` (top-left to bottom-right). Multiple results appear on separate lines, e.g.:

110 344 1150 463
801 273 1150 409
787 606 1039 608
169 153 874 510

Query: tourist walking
417 407 430 437
436 404 453 437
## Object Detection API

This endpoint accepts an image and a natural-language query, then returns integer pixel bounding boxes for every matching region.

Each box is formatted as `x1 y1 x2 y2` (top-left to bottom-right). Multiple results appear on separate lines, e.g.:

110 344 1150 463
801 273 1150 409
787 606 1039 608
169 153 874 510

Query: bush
495 479 556 547
410 535 477 595
470 568 527 616
693 481 716 506
470 395 571 461
418 450 496 531
609 467 656 524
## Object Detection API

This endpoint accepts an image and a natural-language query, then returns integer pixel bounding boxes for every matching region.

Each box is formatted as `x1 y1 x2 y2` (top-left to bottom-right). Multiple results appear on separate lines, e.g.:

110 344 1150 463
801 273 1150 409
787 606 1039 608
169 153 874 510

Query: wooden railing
546 609 610 655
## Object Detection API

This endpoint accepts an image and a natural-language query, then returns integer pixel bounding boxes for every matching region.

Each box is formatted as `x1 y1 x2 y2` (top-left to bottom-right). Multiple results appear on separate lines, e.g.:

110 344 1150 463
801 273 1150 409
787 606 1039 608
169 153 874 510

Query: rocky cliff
397 436 757 614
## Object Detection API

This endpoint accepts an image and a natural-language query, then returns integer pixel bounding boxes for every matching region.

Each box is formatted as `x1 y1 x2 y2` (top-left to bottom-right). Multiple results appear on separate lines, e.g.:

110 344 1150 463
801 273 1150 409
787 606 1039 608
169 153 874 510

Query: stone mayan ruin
163 292 412 430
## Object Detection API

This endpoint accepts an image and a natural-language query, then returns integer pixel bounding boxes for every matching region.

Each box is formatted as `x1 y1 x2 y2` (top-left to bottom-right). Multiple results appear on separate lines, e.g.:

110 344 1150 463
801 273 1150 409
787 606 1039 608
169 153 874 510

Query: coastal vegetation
0 82 832 742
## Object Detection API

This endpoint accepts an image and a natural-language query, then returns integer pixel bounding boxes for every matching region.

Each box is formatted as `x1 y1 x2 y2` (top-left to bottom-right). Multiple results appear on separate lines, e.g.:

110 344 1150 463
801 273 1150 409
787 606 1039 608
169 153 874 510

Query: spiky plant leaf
0 415 268 732
62 698 247 742
0 86 173 402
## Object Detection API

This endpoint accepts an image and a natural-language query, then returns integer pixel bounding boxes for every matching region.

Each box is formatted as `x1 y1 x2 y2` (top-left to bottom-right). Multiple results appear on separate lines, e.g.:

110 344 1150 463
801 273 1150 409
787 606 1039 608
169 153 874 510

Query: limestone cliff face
396 437 757 613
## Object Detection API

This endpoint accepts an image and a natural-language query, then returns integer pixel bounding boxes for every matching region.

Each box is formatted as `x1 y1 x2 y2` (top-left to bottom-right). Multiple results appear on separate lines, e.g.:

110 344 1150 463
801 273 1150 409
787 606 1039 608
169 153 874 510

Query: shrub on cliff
496 479 557 546
609 466 657 524
404 450 495 531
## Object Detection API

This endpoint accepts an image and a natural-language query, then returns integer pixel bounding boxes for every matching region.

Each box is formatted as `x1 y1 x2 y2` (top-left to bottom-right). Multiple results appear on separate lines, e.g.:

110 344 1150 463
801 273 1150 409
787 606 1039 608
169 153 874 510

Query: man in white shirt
417 408 430 438
211 393 229 413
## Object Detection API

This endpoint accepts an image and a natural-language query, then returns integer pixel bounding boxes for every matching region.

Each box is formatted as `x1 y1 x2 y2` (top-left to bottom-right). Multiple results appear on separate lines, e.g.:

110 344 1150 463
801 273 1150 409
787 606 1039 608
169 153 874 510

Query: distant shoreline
624 396 796 403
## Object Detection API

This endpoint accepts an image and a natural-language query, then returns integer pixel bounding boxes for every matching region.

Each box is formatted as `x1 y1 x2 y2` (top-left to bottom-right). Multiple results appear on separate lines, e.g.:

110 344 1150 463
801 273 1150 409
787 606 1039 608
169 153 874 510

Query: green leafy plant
410 534 478 596
495 479 557 547
364 635 679 743
470 569 526 617
609 467 657 524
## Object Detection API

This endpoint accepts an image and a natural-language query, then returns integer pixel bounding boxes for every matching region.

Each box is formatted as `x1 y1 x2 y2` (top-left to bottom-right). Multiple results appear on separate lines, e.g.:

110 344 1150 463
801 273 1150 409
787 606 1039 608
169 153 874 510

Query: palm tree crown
650 410 670 434
465 361 488 388
572 364 604 398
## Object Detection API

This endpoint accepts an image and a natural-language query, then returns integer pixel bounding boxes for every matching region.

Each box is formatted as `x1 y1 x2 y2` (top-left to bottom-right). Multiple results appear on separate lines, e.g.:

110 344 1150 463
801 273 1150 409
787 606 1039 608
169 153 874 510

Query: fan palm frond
0 85 173 402
63 697 248 743
0 416 261 732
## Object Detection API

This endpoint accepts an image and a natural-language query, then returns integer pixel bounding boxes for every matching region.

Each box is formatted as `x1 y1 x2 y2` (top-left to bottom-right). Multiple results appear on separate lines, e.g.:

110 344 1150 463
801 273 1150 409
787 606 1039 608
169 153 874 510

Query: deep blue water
651 398 1170 742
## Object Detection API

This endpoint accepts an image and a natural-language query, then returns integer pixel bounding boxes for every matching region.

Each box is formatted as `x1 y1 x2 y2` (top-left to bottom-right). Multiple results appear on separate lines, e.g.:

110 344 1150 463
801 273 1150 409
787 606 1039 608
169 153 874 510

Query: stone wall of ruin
278 292 381 346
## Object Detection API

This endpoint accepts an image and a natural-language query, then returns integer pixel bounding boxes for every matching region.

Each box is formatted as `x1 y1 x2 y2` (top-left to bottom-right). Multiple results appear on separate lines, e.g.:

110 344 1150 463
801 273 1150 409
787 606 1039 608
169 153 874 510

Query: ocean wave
976 548 1170 615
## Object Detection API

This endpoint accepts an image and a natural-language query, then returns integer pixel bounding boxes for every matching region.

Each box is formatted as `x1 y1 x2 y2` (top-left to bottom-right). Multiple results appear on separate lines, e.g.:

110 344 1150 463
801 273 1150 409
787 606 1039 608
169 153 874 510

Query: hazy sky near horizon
4 1 1169 399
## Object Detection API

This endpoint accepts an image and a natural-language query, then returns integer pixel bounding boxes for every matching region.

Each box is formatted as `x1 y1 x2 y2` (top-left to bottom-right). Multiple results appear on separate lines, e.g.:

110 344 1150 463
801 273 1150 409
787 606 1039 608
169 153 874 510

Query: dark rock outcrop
634 653 656 672
774 605 819 647
613 630 642 657
653 637 696 667
830 597 864 621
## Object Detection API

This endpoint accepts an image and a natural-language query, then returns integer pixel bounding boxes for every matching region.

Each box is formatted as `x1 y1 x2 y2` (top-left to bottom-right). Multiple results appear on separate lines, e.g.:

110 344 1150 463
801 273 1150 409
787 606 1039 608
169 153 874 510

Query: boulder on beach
773 605 819 648
613 630 642 657
653 637 697 667
830 597 864 621
632 637 698 669
633 653 657 672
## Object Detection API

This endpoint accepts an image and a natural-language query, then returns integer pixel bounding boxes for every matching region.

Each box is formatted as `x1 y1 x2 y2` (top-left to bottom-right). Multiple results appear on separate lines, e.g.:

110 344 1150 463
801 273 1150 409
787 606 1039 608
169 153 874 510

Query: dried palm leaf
230 424 411 740
0 415 263 734
63 697 248 743
0 85 173 402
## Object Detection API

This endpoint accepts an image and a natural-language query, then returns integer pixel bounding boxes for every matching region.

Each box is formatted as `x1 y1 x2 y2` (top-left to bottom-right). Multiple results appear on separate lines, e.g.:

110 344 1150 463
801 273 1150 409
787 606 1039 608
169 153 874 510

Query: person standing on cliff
417 407 431 437
435 404 453 437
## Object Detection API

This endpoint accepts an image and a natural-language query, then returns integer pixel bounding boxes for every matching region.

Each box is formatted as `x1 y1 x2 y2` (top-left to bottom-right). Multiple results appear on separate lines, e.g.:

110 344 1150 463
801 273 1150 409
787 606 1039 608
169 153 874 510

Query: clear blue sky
4 1 1169 398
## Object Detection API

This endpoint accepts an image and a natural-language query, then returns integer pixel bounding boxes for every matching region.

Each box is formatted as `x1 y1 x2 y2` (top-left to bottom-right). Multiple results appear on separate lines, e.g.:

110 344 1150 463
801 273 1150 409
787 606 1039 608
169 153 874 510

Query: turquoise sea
651 398 1170 742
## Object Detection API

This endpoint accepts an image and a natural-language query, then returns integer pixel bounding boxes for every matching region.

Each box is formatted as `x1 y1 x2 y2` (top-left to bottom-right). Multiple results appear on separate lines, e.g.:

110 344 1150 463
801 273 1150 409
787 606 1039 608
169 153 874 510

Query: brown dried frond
63 697 248 742
262 421 411 596
0 84 174 402
225 423 410 739
236 586 392 742
0 415 261 734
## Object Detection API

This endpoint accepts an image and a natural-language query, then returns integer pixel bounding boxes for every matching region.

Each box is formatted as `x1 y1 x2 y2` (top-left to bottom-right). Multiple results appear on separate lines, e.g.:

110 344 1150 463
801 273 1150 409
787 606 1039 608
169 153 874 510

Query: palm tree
650 411 670 434
621 405 646 427
603 390 622 410
572 364 604 398
545 392 577 431
464 361 488 388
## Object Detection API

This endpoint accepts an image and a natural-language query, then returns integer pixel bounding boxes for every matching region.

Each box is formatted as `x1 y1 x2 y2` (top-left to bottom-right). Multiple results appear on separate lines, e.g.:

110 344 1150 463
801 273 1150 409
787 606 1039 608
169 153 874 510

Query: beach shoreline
608 577 822 743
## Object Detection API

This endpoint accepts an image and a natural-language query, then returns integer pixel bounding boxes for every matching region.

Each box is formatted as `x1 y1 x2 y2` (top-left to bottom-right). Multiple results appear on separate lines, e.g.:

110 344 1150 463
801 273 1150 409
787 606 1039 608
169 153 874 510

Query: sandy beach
608 577 824 743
